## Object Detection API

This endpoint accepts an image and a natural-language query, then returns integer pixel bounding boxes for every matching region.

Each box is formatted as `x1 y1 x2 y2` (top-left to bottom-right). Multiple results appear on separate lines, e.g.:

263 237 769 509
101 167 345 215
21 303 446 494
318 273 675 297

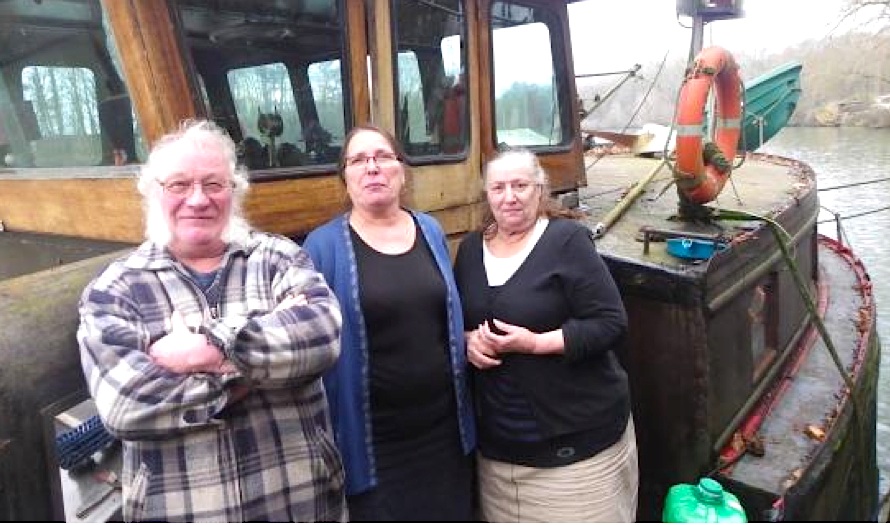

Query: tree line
578 28 890 130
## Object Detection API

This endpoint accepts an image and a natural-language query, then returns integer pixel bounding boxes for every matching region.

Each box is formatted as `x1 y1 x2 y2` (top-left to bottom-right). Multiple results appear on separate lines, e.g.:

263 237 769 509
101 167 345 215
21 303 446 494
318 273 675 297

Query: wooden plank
407 162 483 211
477 0 496 163
244 176 347 237
101 0 198 145
346 0 371 125
368 0 395 131
0 177 143 241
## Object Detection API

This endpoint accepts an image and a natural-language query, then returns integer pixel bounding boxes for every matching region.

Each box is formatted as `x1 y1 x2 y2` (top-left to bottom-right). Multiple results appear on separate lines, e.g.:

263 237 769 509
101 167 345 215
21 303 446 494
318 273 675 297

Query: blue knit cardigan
303 210 476 496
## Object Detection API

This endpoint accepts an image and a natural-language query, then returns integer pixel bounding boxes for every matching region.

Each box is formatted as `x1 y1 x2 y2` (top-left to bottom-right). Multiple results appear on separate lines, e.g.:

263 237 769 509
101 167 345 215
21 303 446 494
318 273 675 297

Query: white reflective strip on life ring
674 124 705 137
713 117 741 129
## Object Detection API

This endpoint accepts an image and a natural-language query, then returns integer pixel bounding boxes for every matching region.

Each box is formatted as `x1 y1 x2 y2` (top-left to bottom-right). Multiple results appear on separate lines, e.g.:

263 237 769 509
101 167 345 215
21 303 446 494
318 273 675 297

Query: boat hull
0 251 124 521
580 153 880 521
719 237 880 521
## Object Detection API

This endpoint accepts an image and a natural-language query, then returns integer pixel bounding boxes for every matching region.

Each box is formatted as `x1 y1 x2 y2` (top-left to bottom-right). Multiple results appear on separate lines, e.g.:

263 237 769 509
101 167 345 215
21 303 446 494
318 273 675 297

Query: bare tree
840 1 890 33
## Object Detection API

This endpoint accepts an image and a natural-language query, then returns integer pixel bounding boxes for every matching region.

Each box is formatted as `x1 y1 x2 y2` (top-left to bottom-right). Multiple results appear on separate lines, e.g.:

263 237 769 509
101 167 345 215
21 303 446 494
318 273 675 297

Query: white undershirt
483 218 549 286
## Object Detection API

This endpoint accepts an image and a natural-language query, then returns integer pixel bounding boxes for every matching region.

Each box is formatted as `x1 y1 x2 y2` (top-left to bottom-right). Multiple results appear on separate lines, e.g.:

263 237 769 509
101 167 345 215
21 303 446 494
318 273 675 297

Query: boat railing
817 176 890 246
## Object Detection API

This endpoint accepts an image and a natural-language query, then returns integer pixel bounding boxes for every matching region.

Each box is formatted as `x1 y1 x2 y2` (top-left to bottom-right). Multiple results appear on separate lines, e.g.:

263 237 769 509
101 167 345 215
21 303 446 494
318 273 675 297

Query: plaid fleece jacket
77 232 346 522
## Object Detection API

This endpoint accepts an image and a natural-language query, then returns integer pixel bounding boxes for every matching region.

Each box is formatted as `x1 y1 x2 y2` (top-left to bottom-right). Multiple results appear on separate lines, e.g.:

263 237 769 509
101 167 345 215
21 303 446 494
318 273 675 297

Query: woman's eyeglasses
345 151 401 169
157 179 232 196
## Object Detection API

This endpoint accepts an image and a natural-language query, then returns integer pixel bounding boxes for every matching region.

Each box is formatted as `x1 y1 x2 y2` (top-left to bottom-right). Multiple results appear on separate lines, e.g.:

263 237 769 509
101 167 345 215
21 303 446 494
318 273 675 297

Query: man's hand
275 293 308 312
149 311 228 374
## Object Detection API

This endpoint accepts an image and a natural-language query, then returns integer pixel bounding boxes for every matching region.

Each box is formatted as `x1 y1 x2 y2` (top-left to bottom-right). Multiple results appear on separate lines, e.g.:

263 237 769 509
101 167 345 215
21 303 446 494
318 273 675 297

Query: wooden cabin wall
546 1 586 193
346 0 371 126
0 174 143 241
2 0 584 244
364 0 485 243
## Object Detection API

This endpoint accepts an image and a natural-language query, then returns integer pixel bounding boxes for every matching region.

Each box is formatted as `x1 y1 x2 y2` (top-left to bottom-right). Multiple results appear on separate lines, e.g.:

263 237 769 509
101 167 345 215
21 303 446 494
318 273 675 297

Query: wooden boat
0 0 881 521
582 152 880 521
0 0 586 520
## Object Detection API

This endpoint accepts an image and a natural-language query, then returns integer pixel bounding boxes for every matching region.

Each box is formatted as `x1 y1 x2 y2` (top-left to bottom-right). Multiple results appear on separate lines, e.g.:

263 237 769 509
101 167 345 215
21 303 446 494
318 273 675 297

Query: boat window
0 0 145 169
490 1 568 148
393 0 468 159
21 66 102 167
749 279 778 382
173 0 347 172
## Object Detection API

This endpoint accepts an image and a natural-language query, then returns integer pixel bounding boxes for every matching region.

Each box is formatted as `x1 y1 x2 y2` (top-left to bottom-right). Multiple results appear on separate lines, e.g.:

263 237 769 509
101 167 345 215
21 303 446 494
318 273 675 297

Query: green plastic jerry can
663 477 748 522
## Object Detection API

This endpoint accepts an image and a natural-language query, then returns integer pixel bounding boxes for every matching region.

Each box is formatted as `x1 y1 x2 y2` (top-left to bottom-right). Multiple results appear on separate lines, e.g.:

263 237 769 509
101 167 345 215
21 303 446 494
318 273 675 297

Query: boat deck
578 152 813 270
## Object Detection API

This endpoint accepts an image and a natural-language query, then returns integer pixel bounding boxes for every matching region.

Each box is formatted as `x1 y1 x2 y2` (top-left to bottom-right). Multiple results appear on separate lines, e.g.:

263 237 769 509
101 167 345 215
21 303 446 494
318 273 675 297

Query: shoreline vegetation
578 32 890 130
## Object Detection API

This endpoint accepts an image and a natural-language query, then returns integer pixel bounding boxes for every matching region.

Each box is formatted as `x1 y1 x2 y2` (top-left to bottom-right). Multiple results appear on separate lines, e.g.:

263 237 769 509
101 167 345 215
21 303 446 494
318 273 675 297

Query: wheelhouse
0 0 584 245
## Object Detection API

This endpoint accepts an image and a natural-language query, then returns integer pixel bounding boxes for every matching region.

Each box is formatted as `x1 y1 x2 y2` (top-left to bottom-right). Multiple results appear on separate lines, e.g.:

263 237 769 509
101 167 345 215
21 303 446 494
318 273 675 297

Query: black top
454 218 631 466
350 225 454 445
349 224 472 522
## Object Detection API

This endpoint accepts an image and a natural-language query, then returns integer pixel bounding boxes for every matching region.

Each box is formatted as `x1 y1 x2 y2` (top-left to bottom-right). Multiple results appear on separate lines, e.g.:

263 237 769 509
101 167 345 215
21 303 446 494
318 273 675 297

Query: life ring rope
673 46 743 205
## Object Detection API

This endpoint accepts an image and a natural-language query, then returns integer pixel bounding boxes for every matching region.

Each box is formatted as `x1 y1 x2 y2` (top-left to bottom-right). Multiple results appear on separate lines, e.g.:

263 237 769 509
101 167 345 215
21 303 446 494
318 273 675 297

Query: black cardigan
454 218 631 441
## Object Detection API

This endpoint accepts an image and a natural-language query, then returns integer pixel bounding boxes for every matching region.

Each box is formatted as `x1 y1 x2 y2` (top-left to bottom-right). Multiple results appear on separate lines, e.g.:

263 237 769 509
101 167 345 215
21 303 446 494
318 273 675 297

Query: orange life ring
674 46 742 204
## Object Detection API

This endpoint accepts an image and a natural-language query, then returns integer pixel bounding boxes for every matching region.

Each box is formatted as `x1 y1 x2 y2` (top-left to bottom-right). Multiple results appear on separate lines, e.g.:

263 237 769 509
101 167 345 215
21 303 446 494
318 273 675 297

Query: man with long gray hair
77 120 346 522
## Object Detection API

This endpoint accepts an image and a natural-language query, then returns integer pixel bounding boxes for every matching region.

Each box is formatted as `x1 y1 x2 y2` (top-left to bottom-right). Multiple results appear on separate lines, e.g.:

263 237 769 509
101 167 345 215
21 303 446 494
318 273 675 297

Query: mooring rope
817 176 890 191
816 205 890 223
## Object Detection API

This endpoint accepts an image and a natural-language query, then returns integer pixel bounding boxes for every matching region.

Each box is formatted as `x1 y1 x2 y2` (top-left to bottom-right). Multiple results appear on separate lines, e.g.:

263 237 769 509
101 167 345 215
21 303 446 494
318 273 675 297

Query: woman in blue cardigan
303 124 475 522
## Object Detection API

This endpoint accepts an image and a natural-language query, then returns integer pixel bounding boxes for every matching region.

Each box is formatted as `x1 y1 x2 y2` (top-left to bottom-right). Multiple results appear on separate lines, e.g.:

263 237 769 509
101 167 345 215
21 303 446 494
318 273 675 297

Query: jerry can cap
697 477 725 503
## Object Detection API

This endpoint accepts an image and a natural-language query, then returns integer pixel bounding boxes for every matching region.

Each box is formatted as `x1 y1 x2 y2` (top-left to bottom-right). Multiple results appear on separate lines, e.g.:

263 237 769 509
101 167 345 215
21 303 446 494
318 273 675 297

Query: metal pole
689 16 705 62
835 212 843 245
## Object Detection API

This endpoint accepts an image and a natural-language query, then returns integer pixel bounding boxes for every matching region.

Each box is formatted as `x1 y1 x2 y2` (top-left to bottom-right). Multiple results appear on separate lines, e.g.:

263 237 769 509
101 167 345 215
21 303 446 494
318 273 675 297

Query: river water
759 126 890 502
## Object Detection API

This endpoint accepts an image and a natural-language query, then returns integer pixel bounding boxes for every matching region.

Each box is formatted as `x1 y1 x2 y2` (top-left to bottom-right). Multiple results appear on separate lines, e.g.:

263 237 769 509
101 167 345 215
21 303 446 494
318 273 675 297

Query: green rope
703 141 732 174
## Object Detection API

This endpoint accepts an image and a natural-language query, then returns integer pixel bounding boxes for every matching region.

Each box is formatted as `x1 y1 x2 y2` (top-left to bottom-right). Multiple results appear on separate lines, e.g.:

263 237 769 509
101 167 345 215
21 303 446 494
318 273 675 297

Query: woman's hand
478 318 538 354
465 328 502 369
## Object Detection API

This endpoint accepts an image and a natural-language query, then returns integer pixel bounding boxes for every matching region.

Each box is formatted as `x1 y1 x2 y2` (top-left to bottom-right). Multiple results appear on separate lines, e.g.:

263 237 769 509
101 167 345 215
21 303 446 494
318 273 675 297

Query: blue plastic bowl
666 238 727 260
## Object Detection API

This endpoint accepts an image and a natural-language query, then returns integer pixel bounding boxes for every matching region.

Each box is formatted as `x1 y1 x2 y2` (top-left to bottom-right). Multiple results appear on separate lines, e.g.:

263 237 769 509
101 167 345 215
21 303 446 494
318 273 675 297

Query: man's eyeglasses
345 151 401 169
486 180 538 196
157 179 232 196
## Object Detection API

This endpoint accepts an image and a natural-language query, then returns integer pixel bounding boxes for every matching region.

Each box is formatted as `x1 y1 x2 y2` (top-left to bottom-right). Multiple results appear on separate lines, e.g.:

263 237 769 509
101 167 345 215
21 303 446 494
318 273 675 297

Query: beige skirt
478 418 639 523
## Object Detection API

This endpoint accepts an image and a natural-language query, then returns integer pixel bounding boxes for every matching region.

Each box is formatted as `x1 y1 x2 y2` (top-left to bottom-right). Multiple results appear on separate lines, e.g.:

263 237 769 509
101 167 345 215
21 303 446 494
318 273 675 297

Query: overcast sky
567 0 866 75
